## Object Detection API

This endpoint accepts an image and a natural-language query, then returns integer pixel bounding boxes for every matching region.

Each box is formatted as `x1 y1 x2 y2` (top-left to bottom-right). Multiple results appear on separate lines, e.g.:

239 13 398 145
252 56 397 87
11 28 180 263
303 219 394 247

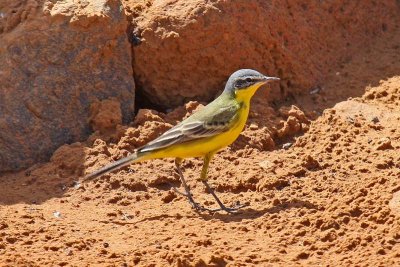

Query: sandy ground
1 29 400 266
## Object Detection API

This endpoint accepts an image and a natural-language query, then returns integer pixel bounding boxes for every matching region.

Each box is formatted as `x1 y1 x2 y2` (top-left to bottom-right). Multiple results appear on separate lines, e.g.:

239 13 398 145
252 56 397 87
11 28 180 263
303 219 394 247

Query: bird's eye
245 77 252 83
235 80 243 88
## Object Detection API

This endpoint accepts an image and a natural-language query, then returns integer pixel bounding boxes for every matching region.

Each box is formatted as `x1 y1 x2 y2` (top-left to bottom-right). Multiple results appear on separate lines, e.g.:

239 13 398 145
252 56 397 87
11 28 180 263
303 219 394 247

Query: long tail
83 152 145 182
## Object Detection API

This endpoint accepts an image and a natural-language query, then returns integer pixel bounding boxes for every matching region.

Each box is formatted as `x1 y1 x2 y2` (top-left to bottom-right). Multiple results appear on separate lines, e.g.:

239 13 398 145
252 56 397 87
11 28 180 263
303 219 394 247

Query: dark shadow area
0 162 82 205
97 214 198 226
134 79 168 113
195 199 319 223
91 198 318 225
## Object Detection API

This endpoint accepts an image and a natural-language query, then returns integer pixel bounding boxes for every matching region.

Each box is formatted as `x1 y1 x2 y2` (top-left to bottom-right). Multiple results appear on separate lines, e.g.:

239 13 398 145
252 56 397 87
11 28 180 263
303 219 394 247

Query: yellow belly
144 104 250 159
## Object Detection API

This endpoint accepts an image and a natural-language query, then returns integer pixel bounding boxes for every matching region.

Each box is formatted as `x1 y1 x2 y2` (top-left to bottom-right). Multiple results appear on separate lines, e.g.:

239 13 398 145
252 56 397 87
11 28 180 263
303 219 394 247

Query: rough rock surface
0 0 135 171
0 25 400 265
127 0 400 107
89 98 123 135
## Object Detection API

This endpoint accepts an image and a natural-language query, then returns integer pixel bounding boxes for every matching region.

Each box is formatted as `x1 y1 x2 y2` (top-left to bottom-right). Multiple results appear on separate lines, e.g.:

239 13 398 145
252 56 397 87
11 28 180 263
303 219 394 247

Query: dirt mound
129 0 400 107
0 0 135 171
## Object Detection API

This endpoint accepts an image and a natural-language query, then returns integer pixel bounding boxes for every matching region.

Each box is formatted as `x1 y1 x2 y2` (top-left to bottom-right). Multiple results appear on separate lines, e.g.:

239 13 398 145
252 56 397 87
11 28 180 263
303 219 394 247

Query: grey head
224 69 280 94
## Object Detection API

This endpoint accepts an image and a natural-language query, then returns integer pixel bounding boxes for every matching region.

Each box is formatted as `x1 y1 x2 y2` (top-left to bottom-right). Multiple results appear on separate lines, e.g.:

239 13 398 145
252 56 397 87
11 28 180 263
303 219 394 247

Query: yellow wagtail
85 69 279 213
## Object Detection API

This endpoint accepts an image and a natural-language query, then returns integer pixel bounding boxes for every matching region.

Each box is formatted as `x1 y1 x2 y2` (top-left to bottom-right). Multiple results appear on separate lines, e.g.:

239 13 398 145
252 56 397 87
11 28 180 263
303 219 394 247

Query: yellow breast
147 103 249 159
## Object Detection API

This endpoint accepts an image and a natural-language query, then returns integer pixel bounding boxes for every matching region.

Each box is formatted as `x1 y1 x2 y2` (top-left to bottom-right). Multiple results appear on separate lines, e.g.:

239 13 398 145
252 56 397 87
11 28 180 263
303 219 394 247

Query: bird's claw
206 201 249 213
171 185 190 197
221 201 249 213
189 200 249 214
189 201 206 211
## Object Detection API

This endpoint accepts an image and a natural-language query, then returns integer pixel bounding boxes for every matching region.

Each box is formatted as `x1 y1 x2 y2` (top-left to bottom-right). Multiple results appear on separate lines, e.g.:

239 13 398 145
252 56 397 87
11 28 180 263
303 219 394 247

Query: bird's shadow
197 198 319 222
99 198 319 226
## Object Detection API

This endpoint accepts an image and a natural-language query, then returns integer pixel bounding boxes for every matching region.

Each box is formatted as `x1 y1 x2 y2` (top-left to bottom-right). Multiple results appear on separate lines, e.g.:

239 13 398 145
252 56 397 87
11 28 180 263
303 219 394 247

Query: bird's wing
139 104 239 153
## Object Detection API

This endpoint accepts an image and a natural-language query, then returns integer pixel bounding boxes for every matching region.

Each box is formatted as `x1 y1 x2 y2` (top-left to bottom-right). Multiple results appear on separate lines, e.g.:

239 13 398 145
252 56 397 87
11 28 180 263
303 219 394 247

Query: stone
0 0 135 171
127 0 399 107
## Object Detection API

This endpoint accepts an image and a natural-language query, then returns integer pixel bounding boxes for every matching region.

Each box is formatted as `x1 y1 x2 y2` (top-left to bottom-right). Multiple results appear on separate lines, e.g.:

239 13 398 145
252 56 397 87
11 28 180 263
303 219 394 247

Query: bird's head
224 69 280 101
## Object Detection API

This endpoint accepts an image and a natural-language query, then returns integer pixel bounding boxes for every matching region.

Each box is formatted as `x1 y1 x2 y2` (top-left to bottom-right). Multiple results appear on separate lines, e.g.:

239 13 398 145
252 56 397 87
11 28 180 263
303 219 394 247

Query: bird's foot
200 180 249 213
168 182 211 212
206 201 249 214
186 195 208 212
189 201 207 212
181 193 219 213
189 200 249 214
171 185 190 197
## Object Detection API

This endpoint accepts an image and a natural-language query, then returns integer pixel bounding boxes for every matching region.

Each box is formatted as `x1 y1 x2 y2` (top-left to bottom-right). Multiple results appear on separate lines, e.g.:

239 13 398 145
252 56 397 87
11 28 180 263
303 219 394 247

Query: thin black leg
202 180 248 213
199 153 248 213
174 158 205 211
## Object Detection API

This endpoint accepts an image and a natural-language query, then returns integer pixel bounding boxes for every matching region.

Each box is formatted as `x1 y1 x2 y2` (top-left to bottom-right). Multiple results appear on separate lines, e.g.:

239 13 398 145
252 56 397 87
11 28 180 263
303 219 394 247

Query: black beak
257 76 280 85
264 76 280 82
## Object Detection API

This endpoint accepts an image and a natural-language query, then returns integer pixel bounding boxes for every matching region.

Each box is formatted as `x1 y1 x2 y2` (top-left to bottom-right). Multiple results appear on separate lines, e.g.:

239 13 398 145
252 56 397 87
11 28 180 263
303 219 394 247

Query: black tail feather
83 152 139 182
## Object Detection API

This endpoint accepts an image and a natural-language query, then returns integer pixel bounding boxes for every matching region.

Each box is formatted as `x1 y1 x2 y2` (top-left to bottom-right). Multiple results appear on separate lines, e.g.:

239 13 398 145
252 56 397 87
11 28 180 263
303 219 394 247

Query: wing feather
139 104 239 153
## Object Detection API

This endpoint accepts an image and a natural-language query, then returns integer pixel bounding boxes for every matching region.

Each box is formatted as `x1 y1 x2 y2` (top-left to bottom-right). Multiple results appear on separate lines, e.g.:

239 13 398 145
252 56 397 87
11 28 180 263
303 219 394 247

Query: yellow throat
234 82 265 103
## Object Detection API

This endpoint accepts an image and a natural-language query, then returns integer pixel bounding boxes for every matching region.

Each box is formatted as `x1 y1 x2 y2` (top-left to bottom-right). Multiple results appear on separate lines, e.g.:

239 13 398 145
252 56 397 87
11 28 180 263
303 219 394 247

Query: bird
84 69 280 213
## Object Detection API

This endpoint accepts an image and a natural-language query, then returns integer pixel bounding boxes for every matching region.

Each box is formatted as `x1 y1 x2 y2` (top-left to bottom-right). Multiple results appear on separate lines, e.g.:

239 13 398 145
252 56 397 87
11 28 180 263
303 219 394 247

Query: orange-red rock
0 0 135 171
128 0 399 107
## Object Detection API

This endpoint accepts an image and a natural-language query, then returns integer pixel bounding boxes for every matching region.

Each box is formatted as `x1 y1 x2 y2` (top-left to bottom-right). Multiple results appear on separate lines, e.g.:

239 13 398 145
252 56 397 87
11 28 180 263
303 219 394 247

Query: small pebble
65 248 73 256
309 87 321 95
282 143 293 149
371 117 380 123
346 116 354 124
73 181 81 189
258 160 274 171
53 211 61 218
121 213 133 220
249 124 258 130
